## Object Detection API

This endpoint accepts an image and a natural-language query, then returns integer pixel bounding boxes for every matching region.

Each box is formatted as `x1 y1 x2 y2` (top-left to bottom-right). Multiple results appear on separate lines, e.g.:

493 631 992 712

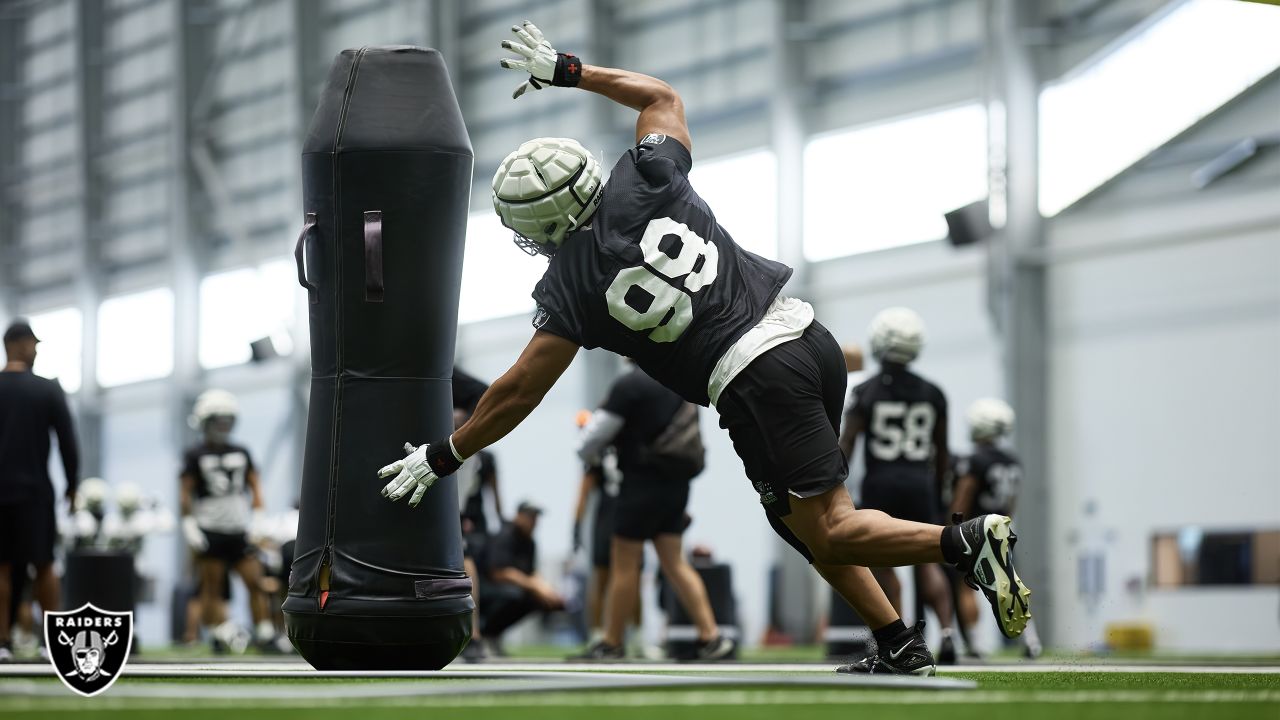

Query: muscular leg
813 562 898 630
463 556 483 639
602 537 643 648
781 485 944 567
32 563 59 617
199 559 228 627
957 584 979 630
870 567 902 614
232 556 269 625
916 563 953 630
587 565 609 634
652 534 718 643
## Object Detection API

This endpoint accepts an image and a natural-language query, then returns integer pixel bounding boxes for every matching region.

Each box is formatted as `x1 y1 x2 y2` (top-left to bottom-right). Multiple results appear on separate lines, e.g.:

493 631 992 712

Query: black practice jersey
601 367 685 480
459 450 498 534
847 367 947 479
181 443 255 531
532 135 792 406
955 444 1021 516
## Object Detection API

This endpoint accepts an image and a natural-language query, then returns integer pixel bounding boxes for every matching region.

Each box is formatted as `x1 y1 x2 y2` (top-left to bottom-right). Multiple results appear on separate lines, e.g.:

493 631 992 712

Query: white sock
256 620 275 641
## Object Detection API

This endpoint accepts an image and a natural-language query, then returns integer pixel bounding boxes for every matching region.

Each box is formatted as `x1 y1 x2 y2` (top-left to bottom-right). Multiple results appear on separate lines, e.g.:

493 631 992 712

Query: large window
458 211 547 325
26 307 82 393
199 260 297 369
804 104 987 262
97 288 174 388
1040 0 1280 215
688 149 778 260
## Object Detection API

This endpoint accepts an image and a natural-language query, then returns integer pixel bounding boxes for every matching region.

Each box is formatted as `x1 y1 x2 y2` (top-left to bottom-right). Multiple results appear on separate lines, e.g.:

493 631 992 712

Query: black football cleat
835 621 936 676
568 640 625 662
953 514 1032 638
693 635 736 662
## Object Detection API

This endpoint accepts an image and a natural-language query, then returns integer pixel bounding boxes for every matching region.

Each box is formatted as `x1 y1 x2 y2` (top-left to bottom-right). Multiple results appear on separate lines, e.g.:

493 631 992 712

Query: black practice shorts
861 472 938 524
591 494 617 568
0 493 57 566
199 530 254 566
716 321 848 563
613 475 691 542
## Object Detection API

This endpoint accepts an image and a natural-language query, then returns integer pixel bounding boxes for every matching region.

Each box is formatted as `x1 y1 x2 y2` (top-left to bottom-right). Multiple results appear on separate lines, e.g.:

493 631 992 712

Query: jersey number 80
605 217 719 343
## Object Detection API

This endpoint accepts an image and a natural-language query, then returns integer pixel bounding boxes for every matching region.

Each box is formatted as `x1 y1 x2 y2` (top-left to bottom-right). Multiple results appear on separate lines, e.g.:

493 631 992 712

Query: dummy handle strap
294 213 318 304
364 210 384 303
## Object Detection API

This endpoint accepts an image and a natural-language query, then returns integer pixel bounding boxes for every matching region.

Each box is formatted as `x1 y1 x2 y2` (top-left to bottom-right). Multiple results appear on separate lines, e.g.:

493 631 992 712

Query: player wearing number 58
376 20 1032 676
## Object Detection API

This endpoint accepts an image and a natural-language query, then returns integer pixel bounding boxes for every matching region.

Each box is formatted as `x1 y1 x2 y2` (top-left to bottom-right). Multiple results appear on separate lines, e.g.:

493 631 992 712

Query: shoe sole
972 515 1032 638
834 663 936 676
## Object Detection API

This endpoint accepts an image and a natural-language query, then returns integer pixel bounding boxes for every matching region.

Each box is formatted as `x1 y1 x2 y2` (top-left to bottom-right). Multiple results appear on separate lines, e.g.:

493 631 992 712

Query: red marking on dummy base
319 591 329 609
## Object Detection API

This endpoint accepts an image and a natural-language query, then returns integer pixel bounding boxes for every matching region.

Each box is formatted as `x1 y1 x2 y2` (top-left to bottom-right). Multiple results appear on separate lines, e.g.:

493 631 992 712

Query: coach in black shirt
0 320 80 661
480 501 563 652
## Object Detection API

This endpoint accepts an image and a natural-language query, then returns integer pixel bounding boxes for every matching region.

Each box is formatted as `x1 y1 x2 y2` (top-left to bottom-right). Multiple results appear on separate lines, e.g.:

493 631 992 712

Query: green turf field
2 669 1277 720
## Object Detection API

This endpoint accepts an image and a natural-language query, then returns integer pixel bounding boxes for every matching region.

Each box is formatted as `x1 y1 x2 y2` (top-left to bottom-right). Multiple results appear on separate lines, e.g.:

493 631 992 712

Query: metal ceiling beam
0 12 22 324
986 0 1052 645
770 0 818 644
71 0 106 476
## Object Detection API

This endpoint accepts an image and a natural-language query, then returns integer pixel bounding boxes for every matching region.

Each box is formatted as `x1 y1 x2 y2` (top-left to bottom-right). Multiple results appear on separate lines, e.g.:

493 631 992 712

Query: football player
179 389 281 653
376 21 1031 675
951 398 1041 658
839 308 958 664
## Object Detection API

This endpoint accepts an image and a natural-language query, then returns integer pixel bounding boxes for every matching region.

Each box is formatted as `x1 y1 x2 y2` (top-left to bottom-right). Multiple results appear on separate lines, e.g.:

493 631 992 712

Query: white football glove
378 442 439 508
182 516 208 552
500 21 583 99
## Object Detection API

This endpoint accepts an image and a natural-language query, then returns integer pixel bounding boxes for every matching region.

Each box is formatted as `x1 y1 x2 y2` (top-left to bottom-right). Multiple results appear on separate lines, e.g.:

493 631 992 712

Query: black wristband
425 440 463 478
553 53 583 87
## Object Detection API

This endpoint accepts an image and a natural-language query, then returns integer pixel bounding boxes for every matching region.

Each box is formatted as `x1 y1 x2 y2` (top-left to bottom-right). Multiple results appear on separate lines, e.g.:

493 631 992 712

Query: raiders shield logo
44 603 133 697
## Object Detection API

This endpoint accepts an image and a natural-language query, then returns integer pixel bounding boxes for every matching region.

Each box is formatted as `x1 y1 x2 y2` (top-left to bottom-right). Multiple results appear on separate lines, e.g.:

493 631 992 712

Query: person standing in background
0 319 80 663
839 308 958 665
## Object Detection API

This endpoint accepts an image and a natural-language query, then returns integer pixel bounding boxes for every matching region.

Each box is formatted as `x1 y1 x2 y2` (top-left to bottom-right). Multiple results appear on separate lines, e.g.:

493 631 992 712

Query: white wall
1044 72 1280 652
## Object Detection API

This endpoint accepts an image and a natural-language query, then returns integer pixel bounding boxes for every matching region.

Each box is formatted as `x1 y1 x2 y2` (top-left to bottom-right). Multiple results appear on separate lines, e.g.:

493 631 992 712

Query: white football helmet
190 388 238 443
115 481 143 514
76 477 110 514
968 398 1015 441
491 137 603 258
868 307 926 364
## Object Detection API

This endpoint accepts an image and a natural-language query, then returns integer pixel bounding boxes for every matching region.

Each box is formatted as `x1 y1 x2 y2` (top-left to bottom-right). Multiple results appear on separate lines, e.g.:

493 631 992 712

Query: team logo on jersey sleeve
44 604 133 697
640 133 667 146
533 305 551 329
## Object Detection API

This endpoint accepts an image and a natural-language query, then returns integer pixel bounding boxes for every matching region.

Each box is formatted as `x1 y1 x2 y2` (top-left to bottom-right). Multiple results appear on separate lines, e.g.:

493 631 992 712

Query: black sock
941 525 962 565
871 619 908 646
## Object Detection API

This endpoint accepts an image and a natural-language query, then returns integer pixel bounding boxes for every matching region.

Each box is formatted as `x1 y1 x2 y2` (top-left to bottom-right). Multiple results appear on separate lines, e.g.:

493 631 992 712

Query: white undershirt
706 295 814 406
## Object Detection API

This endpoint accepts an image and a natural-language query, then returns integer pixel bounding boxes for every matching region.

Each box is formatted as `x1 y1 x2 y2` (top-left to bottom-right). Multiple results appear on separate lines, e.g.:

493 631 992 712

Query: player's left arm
949 473 978 520
498 21 691 151
379 330 579 506
481 454 504 520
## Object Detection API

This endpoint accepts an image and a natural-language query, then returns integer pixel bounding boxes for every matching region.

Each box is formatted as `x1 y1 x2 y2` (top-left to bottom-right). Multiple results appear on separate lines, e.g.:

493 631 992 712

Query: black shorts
591 494 617 568
715 320 848 563
613 474 691 541
0 493 57 566
199 530 253 566
861 472 938 524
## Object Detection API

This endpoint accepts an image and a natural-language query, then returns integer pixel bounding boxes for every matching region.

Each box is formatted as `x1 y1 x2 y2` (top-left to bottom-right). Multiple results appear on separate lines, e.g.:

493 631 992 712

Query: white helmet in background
115 481 143 514
492 137 603 258
868 307 926 364
190 389 239 443
76 477 110 514
968 398 1015 442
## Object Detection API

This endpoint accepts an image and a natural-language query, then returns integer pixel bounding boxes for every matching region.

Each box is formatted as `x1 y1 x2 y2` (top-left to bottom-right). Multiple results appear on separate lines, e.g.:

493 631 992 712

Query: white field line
2 662 1277 677
0 687 1277 712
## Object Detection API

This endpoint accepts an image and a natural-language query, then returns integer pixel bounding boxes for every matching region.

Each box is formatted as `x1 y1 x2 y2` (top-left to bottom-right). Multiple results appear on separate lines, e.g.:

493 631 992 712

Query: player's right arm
378 330 579 507
498 21 691 150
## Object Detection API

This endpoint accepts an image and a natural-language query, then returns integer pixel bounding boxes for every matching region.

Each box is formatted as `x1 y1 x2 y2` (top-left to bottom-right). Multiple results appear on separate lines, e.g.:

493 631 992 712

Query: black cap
3 320 38 344
516 500 544 516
